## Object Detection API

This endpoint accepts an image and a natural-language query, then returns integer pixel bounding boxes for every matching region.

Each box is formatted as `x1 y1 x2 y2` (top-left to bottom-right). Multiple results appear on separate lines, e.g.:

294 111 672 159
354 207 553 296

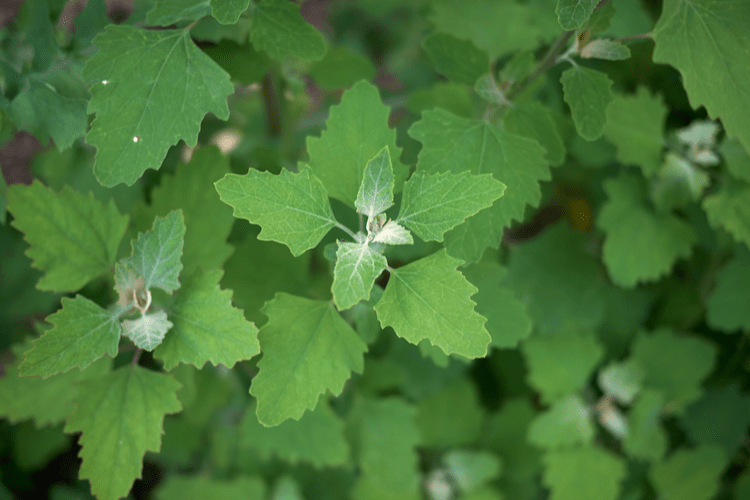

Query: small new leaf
397 171 506 242
19 296 121 379
116 210 186 295
215 166 337 256
561 66 614 141
580 39 631 60
375 250 490 358
332 242 388 311
372 220 413 245
122 311 172 351
355 146 395 219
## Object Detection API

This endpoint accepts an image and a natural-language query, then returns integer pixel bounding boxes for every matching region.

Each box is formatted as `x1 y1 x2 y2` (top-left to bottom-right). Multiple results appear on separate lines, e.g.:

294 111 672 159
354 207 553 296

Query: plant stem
335 223 358 241
131 348 142 367
508 30 574 100
262 73 282 137
615 32 655 42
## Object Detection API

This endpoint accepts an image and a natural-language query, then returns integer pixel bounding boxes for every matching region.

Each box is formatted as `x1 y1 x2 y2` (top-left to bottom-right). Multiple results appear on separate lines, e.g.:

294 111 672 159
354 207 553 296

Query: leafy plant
1 0 749 499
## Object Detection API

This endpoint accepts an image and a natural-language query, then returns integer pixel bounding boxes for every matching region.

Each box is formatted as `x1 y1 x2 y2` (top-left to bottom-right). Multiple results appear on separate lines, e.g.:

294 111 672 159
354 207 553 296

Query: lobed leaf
249 0 326 62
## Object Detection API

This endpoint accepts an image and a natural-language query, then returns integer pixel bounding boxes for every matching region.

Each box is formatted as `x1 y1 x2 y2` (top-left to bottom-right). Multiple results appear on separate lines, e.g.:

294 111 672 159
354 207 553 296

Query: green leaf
249 0 326 62
210 0 249 24
352 397 421 500
240 398 348 467
202 41 270 84
154 270 259 370
306 81 407 207
216 166 337 257
309 46 377 90
13 421 71 470
706 248 750 332
597 172 696 287
65 365 182 500
650 445 729 500
116 210 186 294
422 33 489 86
84 25 233 186
0 342 111 427
561 66 614 141
372 220 413 245
18 296 121 378
720 137 750 182
556 0 597 30
629 329 716 413
396 171 506 242
7 181 129 292
653 0 750 153
680 384 750 455
542 446 627 500
147 0 210 25
132 146 234 277
528 395 594 449
652 152 711 211
522 332 604 403
602 87 667 177
122 311 173 351
580 39 631 60
408 109 549 260
375 250 491 358
155 475 266 500
250 293 367 426
597 360 644 405
414 379 484 448
462 261 532 349
501 101 566 166
332 242 388 311
703 179 750 249
623 390 667 462
355 146 395 219
444 450 502 493
485 398 542 481
0 173 6 225
155 475 265 500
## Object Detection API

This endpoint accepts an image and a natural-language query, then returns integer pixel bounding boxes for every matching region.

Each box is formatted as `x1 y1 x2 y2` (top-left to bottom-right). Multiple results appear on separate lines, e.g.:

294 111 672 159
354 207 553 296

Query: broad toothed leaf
250 0 326 62
374 250 490 358
65 366 182 500
542 446 627 500
19 296 121 379
84 25 233 186
215 166 337 257
122 311 172 351
7 181 128 292
556 0 597 30
561 66 614 141
650 445 729 500
250 294 367 426
332 242 388 311
706 248 750 332
355 146 395 219
421 33 489 86
702 179 750 250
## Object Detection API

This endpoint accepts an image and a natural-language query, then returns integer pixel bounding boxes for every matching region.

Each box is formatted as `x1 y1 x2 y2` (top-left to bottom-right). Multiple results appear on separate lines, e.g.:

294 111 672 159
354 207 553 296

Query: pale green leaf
132 146 234 277
720 137 750 182
375 250 491 358
650 445 729 500
597 172 696 287
409 109 549 260
461 261 532 349
681 384 750 455
65 365 182 500
154 270 259 370
270 476 303 500
703 179 750 249
542 446 627 500
556 0 597 30
155 475 265 500
528 395 594 449
250 293 367 426
19 296 121 378
210 0 249 24
0 342 111 427
352 397 421 500
561 66 614 141
215 166 337 257
653 0 750 152
7 181 129 292
372 220 413 245
250 0 326 61
623 390 667 462
706 248 750 332
355 146 395 218
652 152 710 211
146 0 210 25
396 171 505 242
122 311 172 351
444 450 502 493
306 81 407 207
629 329 716 413
84 25 233 186
422 33 489 86
580 39 631 60
522 332 604 403
414 379 484 448
240 398 348 467
602 87 667 176
332 242 388 311
309 46 377 90
597 360 644 405
501 101 566 166
116 210 185 294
